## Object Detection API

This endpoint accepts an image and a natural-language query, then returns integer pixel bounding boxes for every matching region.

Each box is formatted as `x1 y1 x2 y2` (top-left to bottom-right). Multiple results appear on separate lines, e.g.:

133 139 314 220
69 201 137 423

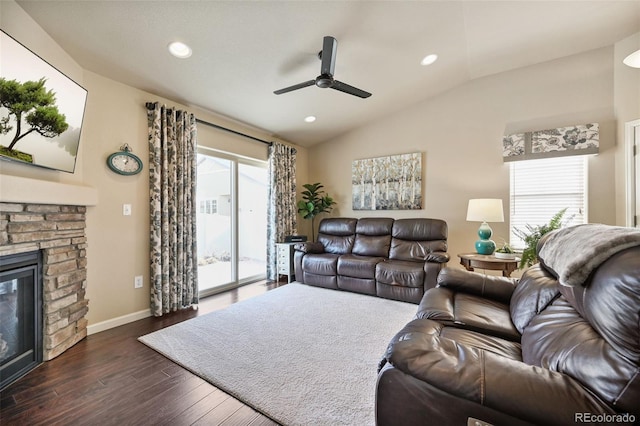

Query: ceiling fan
274 36 372 99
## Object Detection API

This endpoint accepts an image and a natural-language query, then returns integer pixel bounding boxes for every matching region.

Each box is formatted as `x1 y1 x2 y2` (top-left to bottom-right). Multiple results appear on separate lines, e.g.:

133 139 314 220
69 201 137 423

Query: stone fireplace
0 174 97 370
0 202 89 361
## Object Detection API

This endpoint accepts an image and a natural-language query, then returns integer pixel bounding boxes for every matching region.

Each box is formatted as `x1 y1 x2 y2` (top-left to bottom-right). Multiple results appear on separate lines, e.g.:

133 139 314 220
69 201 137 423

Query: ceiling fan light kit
274 36 372 98
623 49 640 68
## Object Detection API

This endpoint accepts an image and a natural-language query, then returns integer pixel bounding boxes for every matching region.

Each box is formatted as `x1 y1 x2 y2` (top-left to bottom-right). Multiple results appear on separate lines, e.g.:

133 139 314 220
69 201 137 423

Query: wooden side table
458 253 519 277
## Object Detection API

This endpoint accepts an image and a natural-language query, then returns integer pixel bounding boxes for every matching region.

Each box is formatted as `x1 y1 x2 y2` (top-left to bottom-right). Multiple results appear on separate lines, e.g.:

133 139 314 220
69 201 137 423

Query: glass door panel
196 154 233 292
238 163 267 281
197 150 267 296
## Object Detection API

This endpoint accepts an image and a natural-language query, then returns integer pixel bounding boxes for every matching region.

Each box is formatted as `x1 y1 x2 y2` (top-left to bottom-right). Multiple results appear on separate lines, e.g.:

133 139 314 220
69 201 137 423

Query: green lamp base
475 221 496 255
475 239 496 255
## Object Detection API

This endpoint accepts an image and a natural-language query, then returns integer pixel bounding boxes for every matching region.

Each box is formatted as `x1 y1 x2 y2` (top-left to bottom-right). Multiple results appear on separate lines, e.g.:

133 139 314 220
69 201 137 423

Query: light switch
123 204 132 216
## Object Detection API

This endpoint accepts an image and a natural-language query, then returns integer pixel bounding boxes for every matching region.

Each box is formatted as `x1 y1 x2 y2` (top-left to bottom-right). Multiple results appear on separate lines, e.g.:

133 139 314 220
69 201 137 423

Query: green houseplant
297 182 336 241
494 241 516 259
513 208 568 269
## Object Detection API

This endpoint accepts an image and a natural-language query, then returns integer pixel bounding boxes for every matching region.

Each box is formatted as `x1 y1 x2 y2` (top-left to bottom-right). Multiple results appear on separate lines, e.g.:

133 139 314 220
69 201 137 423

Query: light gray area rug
138 283 417 426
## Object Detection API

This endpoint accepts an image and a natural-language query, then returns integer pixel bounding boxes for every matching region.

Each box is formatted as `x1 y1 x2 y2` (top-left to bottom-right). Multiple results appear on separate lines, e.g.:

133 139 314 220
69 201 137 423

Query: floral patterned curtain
147 102 198 316
266 142 297 281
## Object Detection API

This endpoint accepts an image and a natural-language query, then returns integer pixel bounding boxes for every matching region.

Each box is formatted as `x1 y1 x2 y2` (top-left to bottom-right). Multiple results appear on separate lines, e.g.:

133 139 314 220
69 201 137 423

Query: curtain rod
145 102 272 146
195 118 272 146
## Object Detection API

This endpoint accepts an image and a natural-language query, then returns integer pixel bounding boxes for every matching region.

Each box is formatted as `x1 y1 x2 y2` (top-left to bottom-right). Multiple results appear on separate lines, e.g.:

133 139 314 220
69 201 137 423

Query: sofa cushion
560 246 640 364
386 319 523 387
437 267 517 304
389 219 448 262
417 287 520 342
521 296 640 416
337 276 376 295
302 272 337 289
353 234 392 257
355 217 394 235
317 218 357 254
301 253 339 276
337 254 384 279
376 282 424 304
376 260 424 288
509 264 560 334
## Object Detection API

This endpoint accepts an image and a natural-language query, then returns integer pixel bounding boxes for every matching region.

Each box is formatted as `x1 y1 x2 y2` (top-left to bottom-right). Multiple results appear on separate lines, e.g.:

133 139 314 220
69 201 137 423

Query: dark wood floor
1 281 283 426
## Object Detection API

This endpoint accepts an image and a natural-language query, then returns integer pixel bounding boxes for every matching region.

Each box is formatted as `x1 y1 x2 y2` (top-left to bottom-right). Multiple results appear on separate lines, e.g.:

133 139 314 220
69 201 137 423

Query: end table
458 253 519 277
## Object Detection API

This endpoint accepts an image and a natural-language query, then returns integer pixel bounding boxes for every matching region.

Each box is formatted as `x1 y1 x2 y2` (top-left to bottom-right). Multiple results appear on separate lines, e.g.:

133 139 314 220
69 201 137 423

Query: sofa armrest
436 267 517 304
386 318 616 425
425 251 450 263
294 241 324 254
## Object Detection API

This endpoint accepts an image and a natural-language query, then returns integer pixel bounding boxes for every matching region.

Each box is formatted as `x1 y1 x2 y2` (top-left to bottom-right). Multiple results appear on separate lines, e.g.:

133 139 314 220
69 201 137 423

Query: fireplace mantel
0 175 98 206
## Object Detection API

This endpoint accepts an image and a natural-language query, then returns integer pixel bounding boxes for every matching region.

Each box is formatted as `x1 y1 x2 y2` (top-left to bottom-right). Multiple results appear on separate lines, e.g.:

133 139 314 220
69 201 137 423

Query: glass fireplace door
0 251 42 391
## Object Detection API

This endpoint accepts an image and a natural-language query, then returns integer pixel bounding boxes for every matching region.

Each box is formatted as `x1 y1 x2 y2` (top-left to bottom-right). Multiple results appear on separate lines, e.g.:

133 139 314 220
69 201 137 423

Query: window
509 156 587 249
199 199 218 215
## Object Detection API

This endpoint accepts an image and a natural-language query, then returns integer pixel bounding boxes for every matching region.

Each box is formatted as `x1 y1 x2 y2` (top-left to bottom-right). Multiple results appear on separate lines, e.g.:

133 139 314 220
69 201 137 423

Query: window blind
509 156 587 249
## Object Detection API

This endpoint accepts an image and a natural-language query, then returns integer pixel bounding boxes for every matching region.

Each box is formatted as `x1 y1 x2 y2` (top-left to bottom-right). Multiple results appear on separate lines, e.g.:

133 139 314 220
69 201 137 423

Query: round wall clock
107 144 143 175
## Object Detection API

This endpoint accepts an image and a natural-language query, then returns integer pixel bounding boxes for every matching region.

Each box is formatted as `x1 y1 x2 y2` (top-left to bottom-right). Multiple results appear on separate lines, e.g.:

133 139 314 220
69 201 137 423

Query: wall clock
107 144 143 176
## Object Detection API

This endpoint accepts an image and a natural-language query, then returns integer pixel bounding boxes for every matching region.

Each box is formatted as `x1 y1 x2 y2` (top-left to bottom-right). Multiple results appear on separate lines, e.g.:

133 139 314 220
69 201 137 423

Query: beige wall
307 47 619 262
614 32 640 226
0 1 309 330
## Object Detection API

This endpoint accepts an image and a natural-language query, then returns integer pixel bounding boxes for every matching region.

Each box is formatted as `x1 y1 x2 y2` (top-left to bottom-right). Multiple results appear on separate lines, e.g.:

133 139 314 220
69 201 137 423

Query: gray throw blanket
538 223 640 287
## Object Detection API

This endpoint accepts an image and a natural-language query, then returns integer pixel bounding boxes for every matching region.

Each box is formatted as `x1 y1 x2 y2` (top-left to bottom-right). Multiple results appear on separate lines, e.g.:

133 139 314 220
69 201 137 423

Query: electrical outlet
123 204 132 216
134 275 143 288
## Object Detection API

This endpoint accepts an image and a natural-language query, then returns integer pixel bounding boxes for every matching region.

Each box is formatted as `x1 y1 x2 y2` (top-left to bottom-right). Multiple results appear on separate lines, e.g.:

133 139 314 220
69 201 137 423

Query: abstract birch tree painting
352 152 422 210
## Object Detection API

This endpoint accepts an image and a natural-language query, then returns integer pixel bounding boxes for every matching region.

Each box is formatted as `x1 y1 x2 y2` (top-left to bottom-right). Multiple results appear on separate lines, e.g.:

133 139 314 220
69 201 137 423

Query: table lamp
466 199 504 255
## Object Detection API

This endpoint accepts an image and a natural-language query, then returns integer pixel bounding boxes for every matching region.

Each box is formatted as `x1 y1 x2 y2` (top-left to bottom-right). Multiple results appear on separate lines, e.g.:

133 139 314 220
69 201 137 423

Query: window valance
503 123 599 162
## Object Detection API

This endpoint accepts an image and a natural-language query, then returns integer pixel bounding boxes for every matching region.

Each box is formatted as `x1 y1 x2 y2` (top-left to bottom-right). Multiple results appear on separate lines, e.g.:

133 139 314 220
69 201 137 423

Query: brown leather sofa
293 217 449 304
376 224 640 425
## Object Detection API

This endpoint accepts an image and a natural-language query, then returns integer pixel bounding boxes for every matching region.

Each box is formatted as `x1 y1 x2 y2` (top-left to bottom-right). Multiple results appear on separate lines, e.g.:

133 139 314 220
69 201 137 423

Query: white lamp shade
623 49 640 68
466 199 504 222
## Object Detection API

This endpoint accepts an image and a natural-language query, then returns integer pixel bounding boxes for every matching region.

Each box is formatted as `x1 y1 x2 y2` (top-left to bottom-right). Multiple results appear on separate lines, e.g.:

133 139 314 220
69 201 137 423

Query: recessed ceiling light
420 54 438 66
168 41 192 59
623 49 640 68
304 116 316 123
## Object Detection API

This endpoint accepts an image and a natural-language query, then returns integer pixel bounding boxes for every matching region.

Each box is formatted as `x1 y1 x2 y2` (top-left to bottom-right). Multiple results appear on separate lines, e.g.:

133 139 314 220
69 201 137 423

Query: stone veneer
0 202 88 361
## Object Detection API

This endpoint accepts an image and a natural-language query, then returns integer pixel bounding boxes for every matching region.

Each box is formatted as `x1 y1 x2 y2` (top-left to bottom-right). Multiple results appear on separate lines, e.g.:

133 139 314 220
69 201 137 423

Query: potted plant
297 182 336 241
494 241 516 259
513 208 568 269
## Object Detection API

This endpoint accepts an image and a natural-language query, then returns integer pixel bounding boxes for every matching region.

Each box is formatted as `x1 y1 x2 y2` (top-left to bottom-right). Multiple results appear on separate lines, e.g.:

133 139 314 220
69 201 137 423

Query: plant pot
494 252 516 260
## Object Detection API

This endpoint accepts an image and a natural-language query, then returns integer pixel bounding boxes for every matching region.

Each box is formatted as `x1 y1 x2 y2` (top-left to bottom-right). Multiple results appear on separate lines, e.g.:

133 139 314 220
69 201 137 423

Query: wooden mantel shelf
0 175 98 206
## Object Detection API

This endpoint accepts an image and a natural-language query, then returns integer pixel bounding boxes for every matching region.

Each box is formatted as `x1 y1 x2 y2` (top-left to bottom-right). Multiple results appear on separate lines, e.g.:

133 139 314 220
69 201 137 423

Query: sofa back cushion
521 246 640 416
352 218 394 257
560 246 640 364
389 219 448 261
509 264 559 334
317 218 357 255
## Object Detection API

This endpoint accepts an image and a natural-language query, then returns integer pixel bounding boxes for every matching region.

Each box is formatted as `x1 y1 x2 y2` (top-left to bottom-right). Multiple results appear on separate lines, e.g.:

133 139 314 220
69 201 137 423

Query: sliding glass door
196 150 267 296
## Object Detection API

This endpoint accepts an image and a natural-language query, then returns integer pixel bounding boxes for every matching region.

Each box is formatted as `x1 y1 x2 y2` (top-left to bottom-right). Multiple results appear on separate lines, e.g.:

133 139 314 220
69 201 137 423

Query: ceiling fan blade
274 80 315 95
321 36 337 76
331 80 372 98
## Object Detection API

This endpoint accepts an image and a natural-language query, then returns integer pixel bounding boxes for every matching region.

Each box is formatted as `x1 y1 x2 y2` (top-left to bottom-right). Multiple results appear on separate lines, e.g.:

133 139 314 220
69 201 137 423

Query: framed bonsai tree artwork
0 30 88 173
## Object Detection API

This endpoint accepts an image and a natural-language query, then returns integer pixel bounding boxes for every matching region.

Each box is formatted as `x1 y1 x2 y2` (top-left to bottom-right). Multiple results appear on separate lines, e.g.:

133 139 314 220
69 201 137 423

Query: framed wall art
352 152 422 210
0 30 88 173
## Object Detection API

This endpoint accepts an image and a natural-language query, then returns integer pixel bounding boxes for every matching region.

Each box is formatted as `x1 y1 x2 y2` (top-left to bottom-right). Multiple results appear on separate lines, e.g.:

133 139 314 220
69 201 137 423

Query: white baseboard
87 309 152 335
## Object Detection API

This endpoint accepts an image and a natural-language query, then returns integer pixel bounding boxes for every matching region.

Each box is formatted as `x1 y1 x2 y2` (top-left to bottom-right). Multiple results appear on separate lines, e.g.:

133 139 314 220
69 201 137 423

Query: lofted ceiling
14 0 640 147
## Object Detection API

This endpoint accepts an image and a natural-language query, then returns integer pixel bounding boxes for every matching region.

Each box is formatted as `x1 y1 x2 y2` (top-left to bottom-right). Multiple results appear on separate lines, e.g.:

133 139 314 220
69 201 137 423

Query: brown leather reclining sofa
376 224 640 425
293 217 449 304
